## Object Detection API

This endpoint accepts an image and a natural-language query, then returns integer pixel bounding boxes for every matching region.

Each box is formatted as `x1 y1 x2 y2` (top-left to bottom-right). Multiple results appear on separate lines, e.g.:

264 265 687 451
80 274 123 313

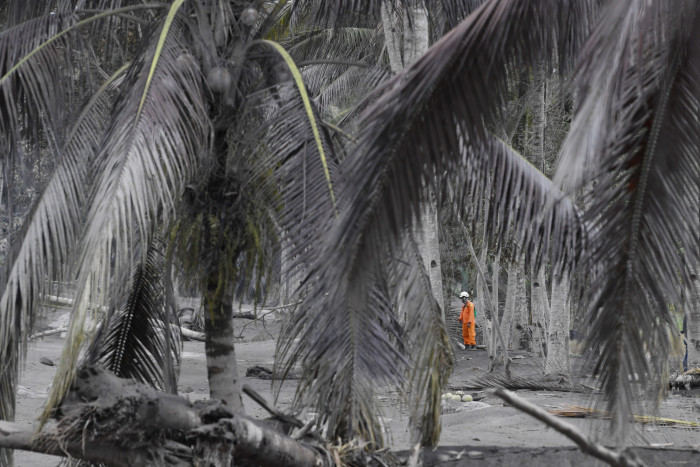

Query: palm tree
0 0 338 463
280 0 700 448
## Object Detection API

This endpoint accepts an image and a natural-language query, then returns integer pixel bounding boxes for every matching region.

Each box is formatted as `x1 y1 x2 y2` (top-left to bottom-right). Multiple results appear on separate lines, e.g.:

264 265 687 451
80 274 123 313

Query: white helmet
459 291 469 299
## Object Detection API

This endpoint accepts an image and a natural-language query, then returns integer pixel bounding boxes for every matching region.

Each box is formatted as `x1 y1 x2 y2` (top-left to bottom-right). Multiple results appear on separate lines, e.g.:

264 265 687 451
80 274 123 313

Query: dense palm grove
0 0 698 465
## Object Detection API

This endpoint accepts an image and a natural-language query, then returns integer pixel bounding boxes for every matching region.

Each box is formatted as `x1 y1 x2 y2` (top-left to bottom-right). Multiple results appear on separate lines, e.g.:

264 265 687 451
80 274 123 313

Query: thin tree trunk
545 271 571 375
486 250 500 358
531 265 549 368
509 255 529 350
532 59 547 174
380 1 402 73
400 2 445 315
500 261 518 349
687 269 700 368
203 273 244 413
402 1 429 65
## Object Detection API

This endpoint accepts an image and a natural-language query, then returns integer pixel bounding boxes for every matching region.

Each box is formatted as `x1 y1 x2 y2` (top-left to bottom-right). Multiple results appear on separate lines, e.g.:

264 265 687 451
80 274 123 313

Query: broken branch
492 388 643 467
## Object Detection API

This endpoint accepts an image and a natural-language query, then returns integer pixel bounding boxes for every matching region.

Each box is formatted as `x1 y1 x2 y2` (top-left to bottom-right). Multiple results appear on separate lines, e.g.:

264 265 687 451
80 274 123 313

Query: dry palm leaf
548 405 700 428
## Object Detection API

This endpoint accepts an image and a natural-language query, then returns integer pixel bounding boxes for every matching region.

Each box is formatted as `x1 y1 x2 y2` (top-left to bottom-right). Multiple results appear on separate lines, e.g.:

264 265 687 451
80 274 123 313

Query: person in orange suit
459 291 476 349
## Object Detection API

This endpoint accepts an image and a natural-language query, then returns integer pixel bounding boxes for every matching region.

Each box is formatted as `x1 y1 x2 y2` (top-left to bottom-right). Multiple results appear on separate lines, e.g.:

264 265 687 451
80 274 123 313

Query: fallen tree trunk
28 324 207 343
0 422 161 466
1 367 328 467
670 370 700 389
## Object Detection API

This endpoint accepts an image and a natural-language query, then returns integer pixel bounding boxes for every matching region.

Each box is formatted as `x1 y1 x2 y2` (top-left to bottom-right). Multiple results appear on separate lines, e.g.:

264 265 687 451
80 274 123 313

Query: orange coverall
459 301 476 346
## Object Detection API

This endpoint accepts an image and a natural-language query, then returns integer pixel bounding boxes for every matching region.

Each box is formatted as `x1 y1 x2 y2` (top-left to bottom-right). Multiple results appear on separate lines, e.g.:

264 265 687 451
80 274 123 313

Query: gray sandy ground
13 308 700 466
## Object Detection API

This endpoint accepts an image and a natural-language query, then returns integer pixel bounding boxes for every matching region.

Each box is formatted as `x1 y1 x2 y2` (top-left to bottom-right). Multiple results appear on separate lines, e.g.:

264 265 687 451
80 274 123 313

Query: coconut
241 7 259 27
450 395 462 401
207 67 231 93
461 394 473 402
443 392 453 399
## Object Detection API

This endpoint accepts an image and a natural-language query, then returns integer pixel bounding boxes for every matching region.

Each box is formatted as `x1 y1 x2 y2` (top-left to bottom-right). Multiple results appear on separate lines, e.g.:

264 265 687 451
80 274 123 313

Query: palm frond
0 11 81 160
436 0 487 31
400 234 452 446
558 0 700 442
0 63 121 441
89 239 180 390
44 13 210 420
249 77 340 285
449 136 585 273
276 0 596 444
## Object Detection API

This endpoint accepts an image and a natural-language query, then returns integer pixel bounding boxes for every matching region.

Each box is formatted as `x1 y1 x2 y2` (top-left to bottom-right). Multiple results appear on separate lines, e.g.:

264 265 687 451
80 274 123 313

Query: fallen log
0 422 162 466
0 367 329 467
670 370 700 389
28 324 207 343
29 328 67 340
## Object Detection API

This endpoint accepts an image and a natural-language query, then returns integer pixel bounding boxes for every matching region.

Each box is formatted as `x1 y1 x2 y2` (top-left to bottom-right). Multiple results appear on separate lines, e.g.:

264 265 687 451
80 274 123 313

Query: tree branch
492 388 644 467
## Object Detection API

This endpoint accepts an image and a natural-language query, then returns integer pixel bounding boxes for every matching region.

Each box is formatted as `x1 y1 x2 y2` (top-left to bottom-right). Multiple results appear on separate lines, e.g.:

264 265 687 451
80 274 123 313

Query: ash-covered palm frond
435 0 486 31
0 62 122 459
277 0 596 444
89 240 180 390
251 76 340 289
449 135 585 273
46 10 210 419
555 0 700 442
398 233 452 445
277 246 408 446
0 9 81 160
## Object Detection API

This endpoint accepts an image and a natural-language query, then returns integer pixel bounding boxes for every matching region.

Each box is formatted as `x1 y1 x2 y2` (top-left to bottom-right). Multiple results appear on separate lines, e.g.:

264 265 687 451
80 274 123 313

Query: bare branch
491 388 644 467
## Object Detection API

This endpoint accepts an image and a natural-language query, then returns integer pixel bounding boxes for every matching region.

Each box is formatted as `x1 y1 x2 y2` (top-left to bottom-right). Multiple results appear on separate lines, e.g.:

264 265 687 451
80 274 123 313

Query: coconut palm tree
0 0 339 463
279 0 700 448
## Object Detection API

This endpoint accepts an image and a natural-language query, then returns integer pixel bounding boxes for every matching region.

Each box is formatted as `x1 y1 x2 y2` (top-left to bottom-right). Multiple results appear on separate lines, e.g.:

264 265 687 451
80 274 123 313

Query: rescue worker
458 291 476 349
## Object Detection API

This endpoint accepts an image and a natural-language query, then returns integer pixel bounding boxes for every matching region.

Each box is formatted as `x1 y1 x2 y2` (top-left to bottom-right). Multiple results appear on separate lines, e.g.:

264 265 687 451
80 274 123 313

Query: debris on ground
670 368 700 390
245 365 273 379
547 405 700 428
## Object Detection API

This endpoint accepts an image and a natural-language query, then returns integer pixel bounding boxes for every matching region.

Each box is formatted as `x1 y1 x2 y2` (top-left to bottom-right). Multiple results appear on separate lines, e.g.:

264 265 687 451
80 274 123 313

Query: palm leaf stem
0 4 168 84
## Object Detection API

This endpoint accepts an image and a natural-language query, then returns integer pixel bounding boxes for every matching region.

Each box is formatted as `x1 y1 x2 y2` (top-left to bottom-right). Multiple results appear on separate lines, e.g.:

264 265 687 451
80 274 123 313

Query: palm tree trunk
399 2 445 315
203 273 244 413
531 265 549 367
486 250 500 356
532 59 547 174
509 255 529 350
545 271 571 375
415 198 445 312
380 1 402 73
687 270 700 368
500 261 518 349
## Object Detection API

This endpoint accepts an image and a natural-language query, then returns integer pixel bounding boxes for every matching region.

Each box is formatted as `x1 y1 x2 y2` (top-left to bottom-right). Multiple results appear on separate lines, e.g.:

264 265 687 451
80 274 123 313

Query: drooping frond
449 135 585 273
0 11 80 160
44 11 210 419
260 85 339 277
435 0 487 31
399 234 452 446
89 240 180 390
277 251 407 446
277 0 596 445
0 62 121 438
555 0 700 442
